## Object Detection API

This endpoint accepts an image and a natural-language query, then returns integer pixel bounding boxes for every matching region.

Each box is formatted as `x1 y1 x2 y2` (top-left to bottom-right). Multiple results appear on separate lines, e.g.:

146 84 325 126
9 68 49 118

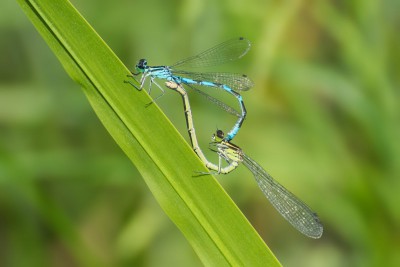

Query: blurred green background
1 0 400 266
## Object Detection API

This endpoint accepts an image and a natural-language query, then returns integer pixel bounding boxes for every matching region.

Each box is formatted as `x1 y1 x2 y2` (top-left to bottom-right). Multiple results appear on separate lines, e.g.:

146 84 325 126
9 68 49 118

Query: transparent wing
171 71 253 92
183 83 242 118
242 154 323 238
171 37 251 69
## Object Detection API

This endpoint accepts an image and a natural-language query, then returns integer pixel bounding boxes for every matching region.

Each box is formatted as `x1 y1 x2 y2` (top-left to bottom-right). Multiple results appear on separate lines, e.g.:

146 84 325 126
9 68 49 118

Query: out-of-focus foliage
1 0 399 266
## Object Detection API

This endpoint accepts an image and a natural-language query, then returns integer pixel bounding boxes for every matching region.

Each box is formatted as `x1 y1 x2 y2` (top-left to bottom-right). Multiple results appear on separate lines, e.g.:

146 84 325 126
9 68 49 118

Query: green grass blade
16 0 281 265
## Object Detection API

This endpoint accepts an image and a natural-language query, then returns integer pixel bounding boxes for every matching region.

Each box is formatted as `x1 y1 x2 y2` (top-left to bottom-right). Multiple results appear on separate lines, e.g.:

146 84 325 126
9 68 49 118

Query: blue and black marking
126 37 253 142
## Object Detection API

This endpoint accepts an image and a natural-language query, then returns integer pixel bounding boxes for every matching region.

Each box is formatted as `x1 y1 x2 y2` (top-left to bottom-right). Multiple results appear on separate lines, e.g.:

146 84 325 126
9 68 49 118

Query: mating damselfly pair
126 37 323 239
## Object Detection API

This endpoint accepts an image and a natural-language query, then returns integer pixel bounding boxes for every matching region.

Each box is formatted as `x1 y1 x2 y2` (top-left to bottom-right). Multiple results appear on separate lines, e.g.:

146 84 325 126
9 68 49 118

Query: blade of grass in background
16 0 281 265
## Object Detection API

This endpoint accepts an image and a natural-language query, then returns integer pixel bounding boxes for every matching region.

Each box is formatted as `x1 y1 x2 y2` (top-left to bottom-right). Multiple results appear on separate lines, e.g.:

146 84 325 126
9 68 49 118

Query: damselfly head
136 59 148 72
216 129 225 139
212 130 225 142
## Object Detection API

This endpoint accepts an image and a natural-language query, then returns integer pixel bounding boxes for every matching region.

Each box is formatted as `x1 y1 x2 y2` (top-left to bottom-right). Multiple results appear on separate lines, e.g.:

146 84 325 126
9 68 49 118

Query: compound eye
216 129 224 139
137 59 147 68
